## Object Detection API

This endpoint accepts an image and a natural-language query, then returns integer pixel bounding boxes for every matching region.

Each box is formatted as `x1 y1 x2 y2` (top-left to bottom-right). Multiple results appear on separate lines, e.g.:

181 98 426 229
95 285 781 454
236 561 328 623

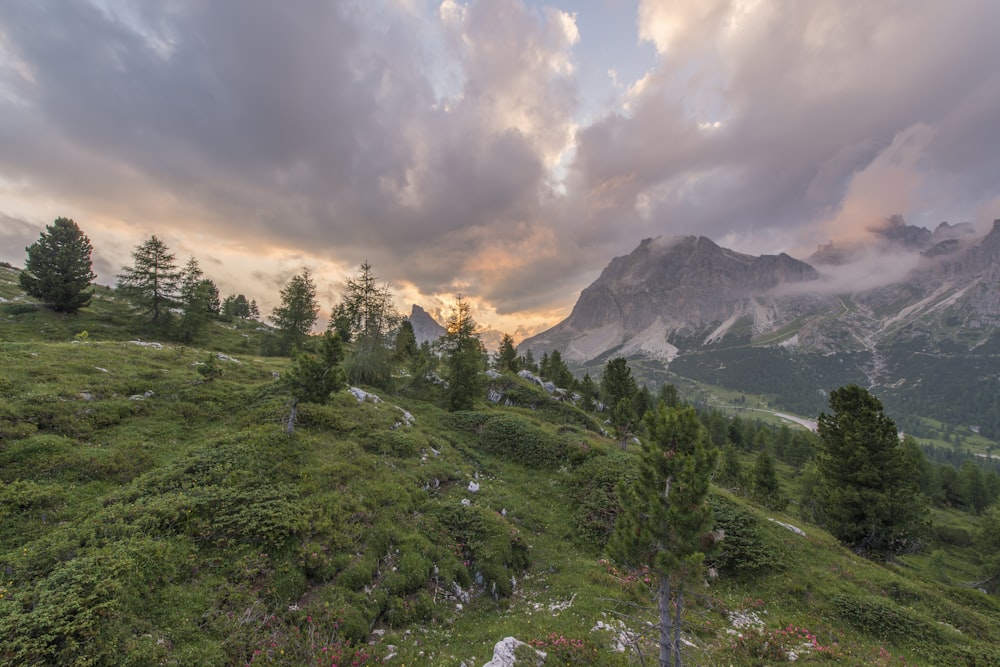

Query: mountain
406 303 446 343
522 218 1000 439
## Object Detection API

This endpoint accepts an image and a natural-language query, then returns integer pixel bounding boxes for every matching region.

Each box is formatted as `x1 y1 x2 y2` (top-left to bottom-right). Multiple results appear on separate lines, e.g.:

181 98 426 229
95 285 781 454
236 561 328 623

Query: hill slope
2 266 1000 666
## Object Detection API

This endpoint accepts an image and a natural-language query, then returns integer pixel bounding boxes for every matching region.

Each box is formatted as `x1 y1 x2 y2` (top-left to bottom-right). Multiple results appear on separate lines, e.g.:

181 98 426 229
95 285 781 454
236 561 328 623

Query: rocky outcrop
407 304 446 344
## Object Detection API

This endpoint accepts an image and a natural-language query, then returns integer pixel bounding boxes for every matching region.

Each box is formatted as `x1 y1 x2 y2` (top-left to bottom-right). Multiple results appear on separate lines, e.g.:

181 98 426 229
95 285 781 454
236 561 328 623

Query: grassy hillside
2 270 1000 666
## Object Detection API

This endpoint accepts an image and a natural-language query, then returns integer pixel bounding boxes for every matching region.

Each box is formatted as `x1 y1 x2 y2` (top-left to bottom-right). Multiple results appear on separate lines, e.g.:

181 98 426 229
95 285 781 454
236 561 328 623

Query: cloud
1 0 998 333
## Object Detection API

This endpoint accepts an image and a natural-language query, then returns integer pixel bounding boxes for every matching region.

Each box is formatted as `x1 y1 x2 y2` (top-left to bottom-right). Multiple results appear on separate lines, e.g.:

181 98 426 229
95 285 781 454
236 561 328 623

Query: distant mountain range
522 216 1000 439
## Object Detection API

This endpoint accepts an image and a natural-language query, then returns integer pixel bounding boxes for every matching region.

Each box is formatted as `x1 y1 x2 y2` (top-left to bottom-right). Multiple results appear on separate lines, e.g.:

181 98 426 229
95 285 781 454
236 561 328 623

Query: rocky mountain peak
407 304 446 344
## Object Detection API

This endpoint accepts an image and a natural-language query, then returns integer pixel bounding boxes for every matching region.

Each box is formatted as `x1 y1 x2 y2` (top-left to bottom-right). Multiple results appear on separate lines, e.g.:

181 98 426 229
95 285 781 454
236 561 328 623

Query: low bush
477 414 566 468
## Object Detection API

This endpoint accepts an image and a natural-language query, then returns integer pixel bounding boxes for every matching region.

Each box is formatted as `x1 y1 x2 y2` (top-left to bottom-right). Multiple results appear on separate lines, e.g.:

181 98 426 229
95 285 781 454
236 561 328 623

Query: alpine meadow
2 218 1000 666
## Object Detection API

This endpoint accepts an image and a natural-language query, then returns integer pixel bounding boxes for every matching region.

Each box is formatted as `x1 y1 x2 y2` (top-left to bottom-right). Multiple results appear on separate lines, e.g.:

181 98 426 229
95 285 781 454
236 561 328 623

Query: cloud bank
1 0 998 335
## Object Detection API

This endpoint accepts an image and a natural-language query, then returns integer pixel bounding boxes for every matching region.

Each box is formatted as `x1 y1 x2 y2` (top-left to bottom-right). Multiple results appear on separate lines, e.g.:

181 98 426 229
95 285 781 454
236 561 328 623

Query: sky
2 0 999 339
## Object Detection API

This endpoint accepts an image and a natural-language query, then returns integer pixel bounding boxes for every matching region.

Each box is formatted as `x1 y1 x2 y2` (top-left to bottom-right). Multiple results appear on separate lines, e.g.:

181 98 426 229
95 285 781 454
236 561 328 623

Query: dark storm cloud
1 0 999 327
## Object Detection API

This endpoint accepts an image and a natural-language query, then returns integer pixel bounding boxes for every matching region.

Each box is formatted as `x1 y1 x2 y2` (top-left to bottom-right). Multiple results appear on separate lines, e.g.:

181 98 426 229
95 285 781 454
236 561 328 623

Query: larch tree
281 331 347 433
337 262 400 388
270 269 319 354
117 235 181 325
816 384 927 559
611 404 719 667
442 294 486 411
20 217 97 313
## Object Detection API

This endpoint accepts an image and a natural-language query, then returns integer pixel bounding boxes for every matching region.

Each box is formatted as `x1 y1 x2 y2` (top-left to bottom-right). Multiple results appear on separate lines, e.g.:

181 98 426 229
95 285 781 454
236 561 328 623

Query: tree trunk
658 575 673 667
285 398 298 434
672 585 684 667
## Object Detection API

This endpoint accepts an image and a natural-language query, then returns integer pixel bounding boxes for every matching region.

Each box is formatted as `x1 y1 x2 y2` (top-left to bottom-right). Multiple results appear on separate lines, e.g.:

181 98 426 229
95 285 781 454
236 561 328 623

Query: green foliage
20 217 97 313
477 414 567 468
270 268 319 354
707 494 784 577
434 503 529 598
116 235 181 325
831 594 939 642
494 333 519 372
567 451 633 548
977 502 1000 592
750 449 788 511
442 295 486 411
816 385 928 559
600 356 637 411
281 331 347 405
611 404 718 666
335 262 400 389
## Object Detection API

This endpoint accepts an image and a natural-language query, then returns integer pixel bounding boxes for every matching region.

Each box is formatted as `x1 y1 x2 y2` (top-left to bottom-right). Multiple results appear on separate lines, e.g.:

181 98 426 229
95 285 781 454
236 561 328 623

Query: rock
349 387 382 403
94 367 108 373
481 637 545 667
79 392 94 401
468 481 480 493
215 353 240 363
461 498 471 507
486 369 501 379
130 340 163 349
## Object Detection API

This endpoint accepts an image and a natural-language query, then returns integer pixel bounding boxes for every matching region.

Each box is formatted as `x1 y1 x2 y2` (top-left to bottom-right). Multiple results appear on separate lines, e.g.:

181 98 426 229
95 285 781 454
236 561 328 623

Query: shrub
831 593 939 642
706 494 784 577
477 414 566 468
567 451 633 549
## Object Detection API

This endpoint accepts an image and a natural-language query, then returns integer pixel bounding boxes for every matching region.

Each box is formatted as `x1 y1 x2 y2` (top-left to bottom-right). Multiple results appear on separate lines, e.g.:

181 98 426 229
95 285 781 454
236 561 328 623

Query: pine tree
494 333 519 372
750 449 787 511
117 235 181 325
20 217 97 313
816 384 927 559
611 404 718 667
176 258 217 342
601 357 637 411
282 332 347 406
393 319 418 362
337 262 400 388
271 269 319 354
442 294 486 411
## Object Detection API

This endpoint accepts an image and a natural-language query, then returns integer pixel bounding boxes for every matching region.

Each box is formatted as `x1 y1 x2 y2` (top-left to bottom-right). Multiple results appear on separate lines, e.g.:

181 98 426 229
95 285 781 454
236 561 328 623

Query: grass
2 272 1000 666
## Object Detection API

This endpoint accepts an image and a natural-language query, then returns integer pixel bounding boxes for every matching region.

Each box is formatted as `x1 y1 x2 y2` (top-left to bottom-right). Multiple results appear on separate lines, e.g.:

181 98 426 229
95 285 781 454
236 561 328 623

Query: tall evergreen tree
750 449 787 511
494 333 519 372
611 405 718 667
442 294 486 411
20 217 97 313
117 235 181 324
393 319 418 363
816 384 927 559
177 258 216 342
337 262 400 388
601 357 638 411
271 269 319 354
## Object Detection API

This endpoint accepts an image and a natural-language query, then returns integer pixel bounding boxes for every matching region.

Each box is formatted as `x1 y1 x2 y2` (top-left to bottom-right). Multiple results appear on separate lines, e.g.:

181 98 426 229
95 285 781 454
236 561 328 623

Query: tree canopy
117 235 181 325
611 404 718 667
270 269 319 354
442 294 486 411
20 217 97 313
816 384 927 559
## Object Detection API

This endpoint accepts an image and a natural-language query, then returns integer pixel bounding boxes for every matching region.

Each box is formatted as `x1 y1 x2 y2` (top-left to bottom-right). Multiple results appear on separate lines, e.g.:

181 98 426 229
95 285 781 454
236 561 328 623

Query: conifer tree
601 356 638 411
20 217 97 313
271 269 319 354
177 258 217 342
117 235 181 325
442 294 486 411
750 449 787 510
816 384 927 559
337 262 400 388
611 404 718 667
494 333 519 372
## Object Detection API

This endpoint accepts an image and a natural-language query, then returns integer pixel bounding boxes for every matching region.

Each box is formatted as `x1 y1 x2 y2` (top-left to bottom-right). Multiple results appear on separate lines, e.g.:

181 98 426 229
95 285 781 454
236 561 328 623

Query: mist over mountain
522 217 1000 437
